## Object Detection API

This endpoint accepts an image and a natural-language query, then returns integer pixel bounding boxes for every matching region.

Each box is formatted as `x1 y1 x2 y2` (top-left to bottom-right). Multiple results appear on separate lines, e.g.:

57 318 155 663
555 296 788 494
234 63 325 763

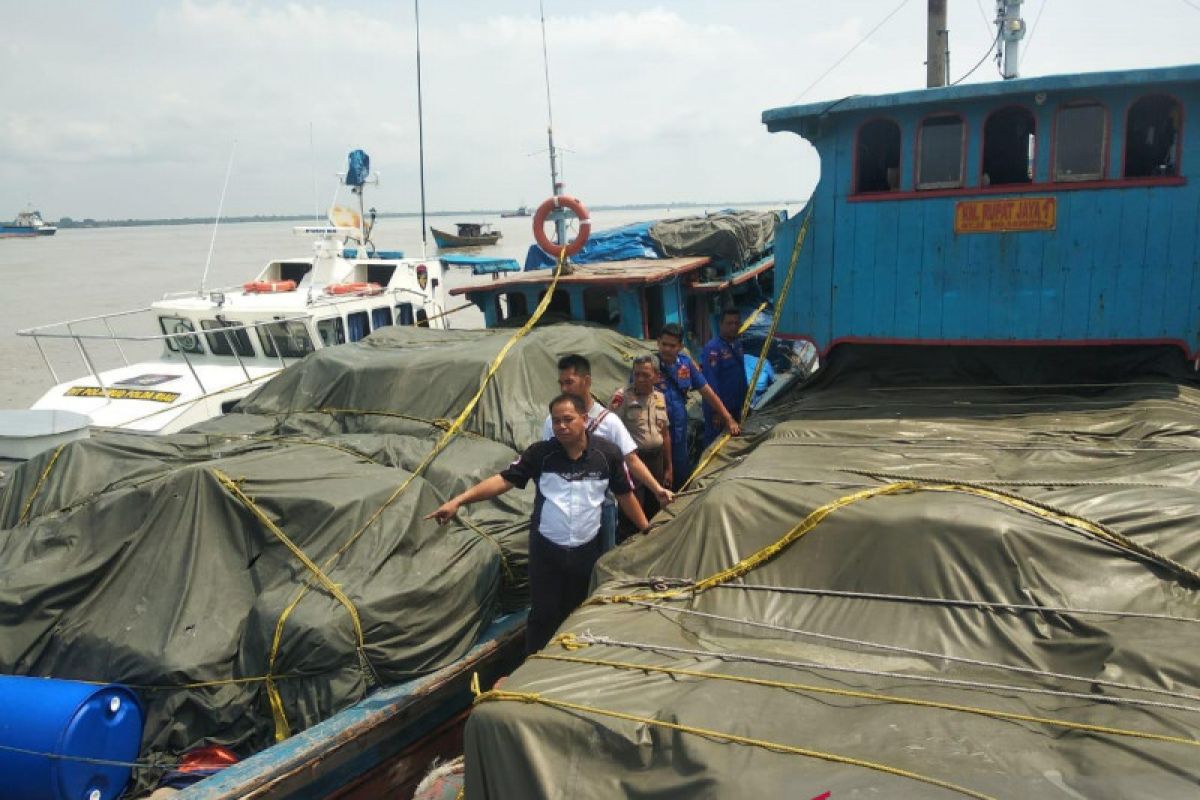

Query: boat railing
17 311 313 398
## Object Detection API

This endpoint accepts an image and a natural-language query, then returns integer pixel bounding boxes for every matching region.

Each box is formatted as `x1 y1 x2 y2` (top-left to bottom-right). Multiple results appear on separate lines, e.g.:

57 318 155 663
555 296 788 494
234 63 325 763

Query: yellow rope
17 444 65 524
263 248 571 740
740 203 812 423
594 480 1195 607
317 407 468 435
213 468 368 740
738 302 769 335
471 683 996 800
678 202 813 493
532 651 1200 750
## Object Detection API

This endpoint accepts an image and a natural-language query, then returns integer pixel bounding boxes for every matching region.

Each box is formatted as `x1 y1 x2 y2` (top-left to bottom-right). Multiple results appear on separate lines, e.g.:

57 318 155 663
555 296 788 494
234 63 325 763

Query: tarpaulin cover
649 209 781 271
439 255 521 275
524 221 656 270
0 323 651 792
465 344 1200 799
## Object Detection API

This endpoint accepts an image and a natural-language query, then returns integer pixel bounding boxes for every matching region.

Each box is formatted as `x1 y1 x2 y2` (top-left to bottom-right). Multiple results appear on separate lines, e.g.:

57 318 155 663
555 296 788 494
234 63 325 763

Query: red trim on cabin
979 104 1038 187
915 111 967 191
773 333 1194 359
850 116 903 196
1120 91 1186 179
1050 100 1110 183
846 175 1186 203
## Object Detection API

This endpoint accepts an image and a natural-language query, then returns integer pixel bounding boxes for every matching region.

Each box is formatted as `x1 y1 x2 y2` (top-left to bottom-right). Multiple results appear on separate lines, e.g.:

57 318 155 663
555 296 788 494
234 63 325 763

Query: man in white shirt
542 355 673 548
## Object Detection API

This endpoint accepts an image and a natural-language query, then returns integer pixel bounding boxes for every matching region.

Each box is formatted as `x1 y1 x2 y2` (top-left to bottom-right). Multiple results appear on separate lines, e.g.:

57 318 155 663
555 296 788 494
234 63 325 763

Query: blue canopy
524 221 657 270
440 255 521 275
345 150 370 187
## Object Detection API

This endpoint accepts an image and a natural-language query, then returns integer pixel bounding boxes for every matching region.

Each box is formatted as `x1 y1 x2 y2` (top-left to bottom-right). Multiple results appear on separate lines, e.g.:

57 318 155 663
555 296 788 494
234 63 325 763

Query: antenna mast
200 140 237 296
996 0 1026 80
415 0 429 257
540 0 567 248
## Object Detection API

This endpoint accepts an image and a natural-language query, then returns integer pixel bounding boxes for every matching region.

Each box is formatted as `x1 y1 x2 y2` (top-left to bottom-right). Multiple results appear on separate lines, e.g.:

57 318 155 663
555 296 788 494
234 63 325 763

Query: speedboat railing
18 311 312 398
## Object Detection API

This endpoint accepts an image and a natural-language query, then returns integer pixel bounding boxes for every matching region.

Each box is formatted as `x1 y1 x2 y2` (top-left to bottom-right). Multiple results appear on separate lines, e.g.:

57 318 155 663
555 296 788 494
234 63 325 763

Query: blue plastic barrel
0 676 144 800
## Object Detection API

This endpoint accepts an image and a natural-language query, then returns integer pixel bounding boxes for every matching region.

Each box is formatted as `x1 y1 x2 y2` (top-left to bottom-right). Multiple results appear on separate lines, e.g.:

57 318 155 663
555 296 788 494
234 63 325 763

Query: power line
1180 0 1200 12
1021 0 1048 66
951 27 1001 85
788 0 913 104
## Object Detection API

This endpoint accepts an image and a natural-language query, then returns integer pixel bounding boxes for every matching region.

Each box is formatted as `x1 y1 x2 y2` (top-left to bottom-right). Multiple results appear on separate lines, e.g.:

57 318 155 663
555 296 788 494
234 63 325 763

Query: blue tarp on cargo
524 221 657 270
440 255 521 275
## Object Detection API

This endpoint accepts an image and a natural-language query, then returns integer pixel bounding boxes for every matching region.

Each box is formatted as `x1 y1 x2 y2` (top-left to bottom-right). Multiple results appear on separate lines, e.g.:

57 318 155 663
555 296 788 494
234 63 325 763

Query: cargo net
467 344 1200 800
0 320 654 793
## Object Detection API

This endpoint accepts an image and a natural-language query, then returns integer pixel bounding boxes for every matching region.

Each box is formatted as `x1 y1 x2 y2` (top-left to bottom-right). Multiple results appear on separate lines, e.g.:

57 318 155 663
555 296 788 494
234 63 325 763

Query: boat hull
181 613 525 800
430 227 501 248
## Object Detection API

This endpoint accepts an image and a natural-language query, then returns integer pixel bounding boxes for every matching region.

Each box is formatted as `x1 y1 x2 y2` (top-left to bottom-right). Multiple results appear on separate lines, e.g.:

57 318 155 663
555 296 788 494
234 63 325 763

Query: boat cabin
762 64 1200 356
450 253 773 345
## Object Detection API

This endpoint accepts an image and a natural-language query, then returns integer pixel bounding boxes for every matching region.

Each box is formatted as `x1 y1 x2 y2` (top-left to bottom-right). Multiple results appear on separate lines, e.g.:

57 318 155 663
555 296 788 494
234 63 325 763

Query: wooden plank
1113 189 1150 339
871 201 900 337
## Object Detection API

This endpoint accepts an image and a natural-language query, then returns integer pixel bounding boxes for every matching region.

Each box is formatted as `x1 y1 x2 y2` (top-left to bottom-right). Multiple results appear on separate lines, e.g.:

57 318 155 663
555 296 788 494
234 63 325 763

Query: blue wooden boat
180 613 525 799
762 64 1200 354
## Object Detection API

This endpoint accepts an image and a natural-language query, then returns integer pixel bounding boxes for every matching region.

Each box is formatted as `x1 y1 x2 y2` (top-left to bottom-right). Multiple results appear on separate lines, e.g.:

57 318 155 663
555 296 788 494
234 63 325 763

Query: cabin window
505 292 529 319
159 316 204 355
278 262 312 283
258 320 314 358
1054 103 1107 181
316 317 345 346
855 118 901 193
346 311 370 342
916 114 964 189
366 264 396 285
396 303 415 326
371 307 393 329
583 287 620 326
643 285 665 341
1124 95 1180 178
982 107 1036 186
538 289 571 316
201 319 255 357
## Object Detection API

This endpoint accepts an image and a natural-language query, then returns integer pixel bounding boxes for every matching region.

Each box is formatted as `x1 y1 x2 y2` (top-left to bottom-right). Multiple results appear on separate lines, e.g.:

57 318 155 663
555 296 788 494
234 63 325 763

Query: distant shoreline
51 200 802 230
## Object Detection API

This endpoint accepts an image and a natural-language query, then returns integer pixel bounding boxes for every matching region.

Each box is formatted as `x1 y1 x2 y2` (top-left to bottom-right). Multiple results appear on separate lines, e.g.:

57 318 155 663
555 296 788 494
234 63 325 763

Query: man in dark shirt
427 393 650 654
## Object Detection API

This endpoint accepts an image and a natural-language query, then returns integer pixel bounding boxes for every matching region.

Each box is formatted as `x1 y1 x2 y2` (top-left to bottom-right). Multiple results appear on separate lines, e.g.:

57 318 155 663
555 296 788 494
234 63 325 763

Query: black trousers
526 531 602 655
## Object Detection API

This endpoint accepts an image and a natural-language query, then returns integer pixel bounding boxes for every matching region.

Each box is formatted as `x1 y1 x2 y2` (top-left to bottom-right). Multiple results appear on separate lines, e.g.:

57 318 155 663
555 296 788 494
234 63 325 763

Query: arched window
855 118 901 193
1054 102 1106 181
1124 94 1181 178
917 114 964 190
982 106 1036 186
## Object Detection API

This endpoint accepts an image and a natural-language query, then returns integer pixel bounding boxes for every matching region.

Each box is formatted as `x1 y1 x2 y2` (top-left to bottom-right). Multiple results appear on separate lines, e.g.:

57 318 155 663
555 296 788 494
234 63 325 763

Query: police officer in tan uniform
611 355 673 539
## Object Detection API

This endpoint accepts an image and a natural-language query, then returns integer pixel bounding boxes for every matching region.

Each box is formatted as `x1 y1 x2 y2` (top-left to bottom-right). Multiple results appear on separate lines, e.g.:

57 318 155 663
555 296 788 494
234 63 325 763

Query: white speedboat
17 154 449 436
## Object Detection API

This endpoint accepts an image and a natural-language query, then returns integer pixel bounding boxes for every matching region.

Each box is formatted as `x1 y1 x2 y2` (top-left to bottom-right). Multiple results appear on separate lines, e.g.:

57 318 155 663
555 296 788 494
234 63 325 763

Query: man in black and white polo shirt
427 393 650 654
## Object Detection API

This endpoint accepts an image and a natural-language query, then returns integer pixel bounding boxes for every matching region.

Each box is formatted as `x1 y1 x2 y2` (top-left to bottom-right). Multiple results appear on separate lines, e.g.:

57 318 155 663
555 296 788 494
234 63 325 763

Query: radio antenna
415 0 428 258
200 140 237 296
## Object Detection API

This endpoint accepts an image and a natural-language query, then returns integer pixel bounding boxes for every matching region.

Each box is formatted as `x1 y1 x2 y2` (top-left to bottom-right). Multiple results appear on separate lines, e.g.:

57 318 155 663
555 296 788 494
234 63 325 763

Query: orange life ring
325 282 383 296
532 195 591 258
243 279 297 293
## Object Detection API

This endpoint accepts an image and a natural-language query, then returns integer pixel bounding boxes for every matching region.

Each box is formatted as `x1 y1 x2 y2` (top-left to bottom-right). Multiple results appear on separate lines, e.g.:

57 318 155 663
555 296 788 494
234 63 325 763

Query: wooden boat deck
449 256 711 295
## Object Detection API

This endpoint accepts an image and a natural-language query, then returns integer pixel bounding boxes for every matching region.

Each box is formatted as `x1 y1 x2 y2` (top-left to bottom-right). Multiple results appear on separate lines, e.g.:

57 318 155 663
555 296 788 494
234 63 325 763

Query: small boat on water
10 151 450 440
499 205 530 218
0 210 57 238
430 222 501 248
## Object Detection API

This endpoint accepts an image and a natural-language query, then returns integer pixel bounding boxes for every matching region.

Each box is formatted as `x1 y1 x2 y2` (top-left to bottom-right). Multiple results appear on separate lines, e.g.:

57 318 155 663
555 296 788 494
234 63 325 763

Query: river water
0 204 791 409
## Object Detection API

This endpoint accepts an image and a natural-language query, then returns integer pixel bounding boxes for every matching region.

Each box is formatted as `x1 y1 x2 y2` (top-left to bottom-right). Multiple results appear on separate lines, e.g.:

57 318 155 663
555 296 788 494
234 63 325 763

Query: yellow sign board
65 386 181 403
954 197 1056 233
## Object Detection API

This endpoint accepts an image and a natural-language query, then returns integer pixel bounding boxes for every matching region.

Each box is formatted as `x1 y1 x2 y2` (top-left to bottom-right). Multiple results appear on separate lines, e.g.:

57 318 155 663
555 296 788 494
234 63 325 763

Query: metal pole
414 0 428 258
998 0 1026 80
926 0 948 88
540 0 568 248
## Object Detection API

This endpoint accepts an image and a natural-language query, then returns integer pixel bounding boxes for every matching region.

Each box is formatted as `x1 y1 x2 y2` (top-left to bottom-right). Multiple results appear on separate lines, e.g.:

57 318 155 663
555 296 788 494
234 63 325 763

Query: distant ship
430 222 502 248
0 210 57 238
499 205 530 218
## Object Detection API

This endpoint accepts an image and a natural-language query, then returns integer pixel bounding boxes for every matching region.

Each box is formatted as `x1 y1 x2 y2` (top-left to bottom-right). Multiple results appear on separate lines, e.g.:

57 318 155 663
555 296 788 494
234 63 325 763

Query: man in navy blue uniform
701 308 750 445
641 323 740 485
427 394 649 654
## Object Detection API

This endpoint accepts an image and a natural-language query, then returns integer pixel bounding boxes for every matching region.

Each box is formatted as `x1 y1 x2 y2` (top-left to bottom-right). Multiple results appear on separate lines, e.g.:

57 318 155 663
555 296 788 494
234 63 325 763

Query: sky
2 0 1198 220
